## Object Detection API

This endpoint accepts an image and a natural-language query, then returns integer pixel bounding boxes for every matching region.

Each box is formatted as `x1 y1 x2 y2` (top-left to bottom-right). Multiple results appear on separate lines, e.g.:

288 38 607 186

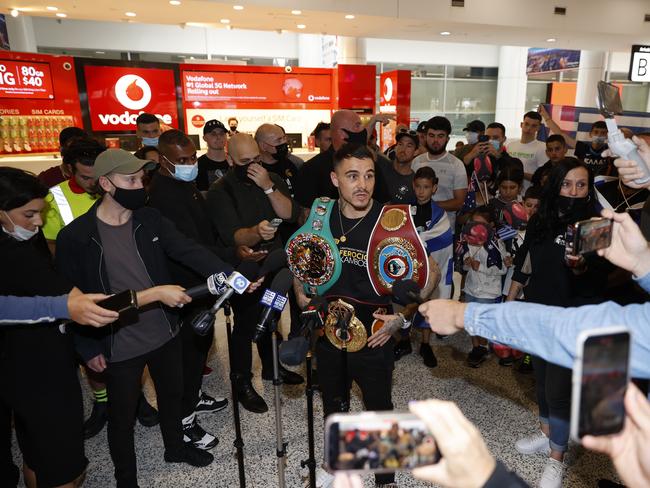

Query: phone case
570 326 631 443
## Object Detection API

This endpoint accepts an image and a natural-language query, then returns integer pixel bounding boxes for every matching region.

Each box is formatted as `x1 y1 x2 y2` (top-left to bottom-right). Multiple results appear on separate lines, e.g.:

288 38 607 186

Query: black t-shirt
574 141 612 176
325 200 391 333
196 154 229 191
413 201 432 231
376 158 415 204
262 158 298 198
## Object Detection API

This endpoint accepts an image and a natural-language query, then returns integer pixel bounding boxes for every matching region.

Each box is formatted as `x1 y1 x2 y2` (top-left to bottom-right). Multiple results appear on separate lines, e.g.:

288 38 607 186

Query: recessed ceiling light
95 51 105 54
296 24 306 29
46 6 58 11
220 18 230 24
440 31 451 36
56 12 67 18
546 38 556 42
233 5 244 10
291 10 302 15
169 0 181 5
10 9 19 17
125 12 136 17
345 14 355 19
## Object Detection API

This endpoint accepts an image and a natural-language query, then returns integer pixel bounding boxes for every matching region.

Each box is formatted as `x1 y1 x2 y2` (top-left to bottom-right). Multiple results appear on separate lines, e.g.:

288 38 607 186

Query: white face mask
2 211 39 241
466 132 479 145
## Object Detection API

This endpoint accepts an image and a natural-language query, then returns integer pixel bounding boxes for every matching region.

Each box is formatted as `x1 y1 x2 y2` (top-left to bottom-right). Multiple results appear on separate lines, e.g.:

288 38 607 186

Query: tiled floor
13 312 619 488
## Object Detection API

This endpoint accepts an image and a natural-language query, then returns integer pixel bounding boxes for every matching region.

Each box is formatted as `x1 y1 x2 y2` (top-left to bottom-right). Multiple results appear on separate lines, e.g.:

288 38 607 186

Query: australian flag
485 240 503 269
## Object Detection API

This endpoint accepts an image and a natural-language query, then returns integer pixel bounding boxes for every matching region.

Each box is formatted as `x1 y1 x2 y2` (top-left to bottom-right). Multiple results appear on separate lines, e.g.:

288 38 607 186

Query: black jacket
55 201 234 361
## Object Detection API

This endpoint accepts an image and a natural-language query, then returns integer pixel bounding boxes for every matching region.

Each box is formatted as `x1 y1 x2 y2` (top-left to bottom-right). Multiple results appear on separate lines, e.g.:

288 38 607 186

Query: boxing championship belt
367 204 429 296
285 197 342 296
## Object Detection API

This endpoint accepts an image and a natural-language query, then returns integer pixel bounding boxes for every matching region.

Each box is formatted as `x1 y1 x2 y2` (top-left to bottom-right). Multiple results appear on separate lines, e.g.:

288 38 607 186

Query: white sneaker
539 458 565 488
313 468 335 488
515 431 550 455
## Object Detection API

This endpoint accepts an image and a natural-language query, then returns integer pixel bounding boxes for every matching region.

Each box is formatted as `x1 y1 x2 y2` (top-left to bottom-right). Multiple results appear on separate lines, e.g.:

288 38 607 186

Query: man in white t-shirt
412 116 468 229
506 111 547 188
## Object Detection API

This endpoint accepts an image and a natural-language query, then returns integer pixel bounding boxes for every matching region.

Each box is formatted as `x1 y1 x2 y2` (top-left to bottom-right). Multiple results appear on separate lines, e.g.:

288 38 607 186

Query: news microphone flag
260 290 288 312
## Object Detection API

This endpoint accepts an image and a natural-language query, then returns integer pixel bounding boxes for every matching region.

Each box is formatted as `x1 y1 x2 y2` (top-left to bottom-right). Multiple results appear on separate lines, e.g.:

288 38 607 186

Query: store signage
0 59 54 99
629 45 650 82
84 65 178 131
379 72 397 113
182 71 331 104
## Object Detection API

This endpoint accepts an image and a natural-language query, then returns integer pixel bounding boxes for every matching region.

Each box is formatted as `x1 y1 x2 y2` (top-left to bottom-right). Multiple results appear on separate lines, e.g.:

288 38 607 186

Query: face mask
230 125 237 132
171 163 198 182
271 142 289 161
466 132 479 145
2 211 39 241
490 139 501 151
592 136 607 146
557 195 590 221
108 180 147 211
342 128 368 146
234 163 254 184
142 137 159 147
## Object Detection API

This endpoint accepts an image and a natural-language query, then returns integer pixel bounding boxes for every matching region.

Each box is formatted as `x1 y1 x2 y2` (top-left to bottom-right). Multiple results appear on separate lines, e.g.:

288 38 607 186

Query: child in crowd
531 134 568 188
394 167 453 368
488 165 525 227
461 206 509 368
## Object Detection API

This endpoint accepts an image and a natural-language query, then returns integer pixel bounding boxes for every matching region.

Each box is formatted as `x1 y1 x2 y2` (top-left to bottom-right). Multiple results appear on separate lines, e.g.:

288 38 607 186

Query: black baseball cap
395 130 419 148
203 119 228 135
416 121 428 133
462 120 486 132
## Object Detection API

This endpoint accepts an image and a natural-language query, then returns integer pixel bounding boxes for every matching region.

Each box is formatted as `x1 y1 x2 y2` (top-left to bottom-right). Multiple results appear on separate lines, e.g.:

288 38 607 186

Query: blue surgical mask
142 137 159 147
172 163 198 182
490 139 501 151
592 136 607 146
2 211 39 241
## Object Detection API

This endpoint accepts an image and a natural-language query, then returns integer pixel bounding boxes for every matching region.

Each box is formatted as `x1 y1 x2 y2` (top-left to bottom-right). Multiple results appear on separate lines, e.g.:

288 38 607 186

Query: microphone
279 336 310 366
185 272 228 299
252 268 293 343
392 279 424 306
259 248 287 276
192 262 259 336
279 296 328 366
300 295 327 330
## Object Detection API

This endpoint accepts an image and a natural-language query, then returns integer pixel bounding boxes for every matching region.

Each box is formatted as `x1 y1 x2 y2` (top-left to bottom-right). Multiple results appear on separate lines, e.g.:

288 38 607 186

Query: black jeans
105 336 183 488
532 356 572 453
316 338 395 485
179 303 213 418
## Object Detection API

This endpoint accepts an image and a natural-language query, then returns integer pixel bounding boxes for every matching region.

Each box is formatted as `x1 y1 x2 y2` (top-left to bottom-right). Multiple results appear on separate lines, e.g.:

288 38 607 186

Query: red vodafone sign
84 65 178 131
0 60 55 99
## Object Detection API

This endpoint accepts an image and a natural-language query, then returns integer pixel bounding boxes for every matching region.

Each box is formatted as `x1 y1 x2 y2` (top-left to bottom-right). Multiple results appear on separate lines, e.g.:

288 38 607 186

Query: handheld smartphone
324 412 441 474
97 289 138 314
565 217 613 256
269 218 283 228
597 81 623 118
570 326 631 442
478 134 489 143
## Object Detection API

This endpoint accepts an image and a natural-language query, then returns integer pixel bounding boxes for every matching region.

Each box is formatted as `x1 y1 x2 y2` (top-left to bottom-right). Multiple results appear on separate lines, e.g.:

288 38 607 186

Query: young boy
461 206 508 368
531 134 568 188
394 167 453 368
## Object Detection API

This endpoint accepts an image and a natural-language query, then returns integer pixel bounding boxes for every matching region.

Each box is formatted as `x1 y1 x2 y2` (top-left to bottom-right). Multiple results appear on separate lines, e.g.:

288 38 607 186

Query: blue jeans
463 294 503 304
532 356 571 453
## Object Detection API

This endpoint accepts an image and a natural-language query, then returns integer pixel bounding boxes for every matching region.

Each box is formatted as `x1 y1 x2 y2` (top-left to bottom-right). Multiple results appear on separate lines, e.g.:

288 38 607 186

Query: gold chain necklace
337 200 369 243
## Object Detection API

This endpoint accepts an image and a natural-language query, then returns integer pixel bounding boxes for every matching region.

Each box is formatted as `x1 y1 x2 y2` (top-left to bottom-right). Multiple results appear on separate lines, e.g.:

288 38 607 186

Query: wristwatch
264 184 277 195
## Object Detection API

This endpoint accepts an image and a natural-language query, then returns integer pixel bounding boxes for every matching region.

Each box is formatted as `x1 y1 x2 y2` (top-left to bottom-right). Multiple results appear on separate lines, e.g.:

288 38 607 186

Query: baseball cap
463 120 486 133
395 130 419 148
203 119 228 135
416 121 428 133
93 149 156 179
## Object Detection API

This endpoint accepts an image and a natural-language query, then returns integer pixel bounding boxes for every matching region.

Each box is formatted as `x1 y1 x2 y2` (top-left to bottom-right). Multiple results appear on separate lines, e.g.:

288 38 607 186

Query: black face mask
557 195 590 222
110 184 147 211
342 128 368 146
271 142 289 161
230 125 237 132
234 163 254 184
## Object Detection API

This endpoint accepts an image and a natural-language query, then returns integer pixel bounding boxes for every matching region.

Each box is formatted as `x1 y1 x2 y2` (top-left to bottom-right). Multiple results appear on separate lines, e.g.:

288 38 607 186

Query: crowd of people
1 105 650 488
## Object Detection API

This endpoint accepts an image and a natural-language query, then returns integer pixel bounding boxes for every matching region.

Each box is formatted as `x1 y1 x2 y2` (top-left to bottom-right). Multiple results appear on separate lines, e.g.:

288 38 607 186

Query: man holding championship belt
289 144 439 488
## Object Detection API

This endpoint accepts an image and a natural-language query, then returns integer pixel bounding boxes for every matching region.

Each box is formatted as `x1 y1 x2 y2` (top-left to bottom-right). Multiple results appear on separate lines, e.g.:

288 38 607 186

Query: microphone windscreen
270 268 294 295
279 336 309 366
392 279 422 305
237 261 260 282
259 248 287 276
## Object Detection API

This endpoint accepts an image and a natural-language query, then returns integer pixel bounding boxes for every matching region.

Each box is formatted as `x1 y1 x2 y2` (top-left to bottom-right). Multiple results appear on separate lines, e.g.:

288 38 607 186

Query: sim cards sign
629 45 650 82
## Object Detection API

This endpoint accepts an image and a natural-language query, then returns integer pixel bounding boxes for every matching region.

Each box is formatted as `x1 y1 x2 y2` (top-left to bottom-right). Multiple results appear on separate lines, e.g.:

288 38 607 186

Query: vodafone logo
383 77 393 102
114 74 152 110
191 114 205 128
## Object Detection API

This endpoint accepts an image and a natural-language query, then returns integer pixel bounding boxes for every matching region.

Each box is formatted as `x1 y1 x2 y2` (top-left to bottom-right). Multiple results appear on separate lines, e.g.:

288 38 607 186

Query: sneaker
435 333 449 340
202 365 213 377
182 414 218 450
83 401 107 439
419 343 438 368
499 355 514 367
515 432 550 455
518 354 534 374
313 468 335 488
394 339 412 361
195 390 228 415
539 458 565 488
137 394 159 427
467 346 489 368
164 444 213 467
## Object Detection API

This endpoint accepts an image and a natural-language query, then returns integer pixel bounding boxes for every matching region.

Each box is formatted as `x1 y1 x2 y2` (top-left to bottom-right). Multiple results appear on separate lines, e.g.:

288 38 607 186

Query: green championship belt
285 197 342 296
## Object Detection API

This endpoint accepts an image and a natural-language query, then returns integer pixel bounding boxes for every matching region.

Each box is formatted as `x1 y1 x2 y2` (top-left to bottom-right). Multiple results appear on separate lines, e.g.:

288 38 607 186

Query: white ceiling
3 0 650 51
